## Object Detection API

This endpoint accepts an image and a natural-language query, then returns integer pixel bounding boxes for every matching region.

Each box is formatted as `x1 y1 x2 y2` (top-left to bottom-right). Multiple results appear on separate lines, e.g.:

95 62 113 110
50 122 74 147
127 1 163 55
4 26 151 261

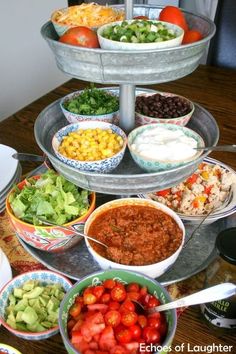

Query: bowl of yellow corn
52 121 127 173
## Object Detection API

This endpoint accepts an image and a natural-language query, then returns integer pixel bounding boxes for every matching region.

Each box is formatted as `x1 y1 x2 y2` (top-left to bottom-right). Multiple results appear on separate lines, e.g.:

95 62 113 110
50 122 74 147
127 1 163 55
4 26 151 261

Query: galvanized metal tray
41 5 215 85
34 87 219 195
16 212 236 286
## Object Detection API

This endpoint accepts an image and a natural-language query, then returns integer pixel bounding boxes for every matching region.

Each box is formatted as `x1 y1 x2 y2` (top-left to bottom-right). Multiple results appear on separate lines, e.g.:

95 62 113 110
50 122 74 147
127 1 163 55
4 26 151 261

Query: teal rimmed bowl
59 269 177 354
128 123 204 172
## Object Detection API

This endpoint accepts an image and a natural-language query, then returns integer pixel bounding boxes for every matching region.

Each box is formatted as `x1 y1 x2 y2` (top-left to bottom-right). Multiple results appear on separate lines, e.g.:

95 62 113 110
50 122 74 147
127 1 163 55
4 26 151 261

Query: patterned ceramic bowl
128 123 204 172
59 269 177 354
6 176 96 252
135 92 195 127
52 121 127 173
60 88 119 125
97 20 184 51
0 270 72 340
84 198 185 278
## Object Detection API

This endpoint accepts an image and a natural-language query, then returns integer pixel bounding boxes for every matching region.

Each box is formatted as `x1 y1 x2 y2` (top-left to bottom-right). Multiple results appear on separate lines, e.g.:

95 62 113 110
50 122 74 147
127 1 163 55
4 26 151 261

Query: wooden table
0 65 235 353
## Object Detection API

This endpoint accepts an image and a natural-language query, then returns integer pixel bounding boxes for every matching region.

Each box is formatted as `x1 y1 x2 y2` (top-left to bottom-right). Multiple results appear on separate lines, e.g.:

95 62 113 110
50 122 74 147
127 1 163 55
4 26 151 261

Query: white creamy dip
131 126 199 162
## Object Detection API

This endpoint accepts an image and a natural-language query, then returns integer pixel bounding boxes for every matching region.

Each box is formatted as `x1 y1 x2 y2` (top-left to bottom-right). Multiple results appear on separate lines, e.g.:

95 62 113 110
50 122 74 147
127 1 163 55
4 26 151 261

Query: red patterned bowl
135 92 194 127
6 176 96 252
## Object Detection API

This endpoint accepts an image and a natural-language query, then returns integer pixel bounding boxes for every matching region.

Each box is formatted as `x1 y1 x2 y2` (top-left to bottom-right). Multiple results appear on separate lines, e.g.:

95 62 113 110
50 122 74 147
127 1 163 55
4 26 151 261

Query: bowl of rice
138 157 236 224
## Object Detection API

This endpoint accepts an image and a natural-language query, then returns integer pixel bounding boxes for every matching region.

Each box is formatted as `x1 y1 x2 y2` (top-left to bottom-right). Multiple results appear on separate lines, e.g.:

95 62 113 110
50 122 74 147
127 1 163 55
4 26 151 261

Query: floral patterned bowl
52 121 127 173
5 177 96 252
59 269 177 354
135 92 195 127
60 88 119 125
0 270 72 340
0 344 22 354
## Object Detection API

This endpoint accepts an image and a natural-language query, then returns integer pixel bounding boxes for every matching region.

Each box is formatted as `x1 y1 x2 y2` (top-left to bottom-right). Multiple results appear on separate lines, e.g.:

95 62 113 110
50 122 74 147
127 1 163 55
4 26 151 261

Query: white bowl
138 157 236 225
84 198 185 278
97 20 184 51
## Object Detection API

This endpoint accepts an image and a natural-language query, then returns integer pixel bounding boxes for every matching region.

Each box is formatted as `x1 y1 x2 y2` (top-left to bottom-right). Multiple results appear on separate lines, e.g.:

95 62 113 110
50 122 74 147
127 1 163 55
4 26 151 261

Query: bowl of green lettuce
6 170 96 252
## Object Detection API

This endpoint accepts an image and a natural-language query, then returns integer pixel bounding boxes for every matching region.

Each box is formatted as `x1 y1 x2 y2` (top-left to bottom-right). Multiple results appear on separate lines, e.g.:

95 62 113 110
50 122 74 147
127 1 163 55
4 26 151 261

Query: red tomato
159 321 168 338
103 279 117 289
121 311 138 327
99 326 117 351
126 291 140 302
129 324 142 339
115 326 132 344
155 188 171 197
147 317 161 330
146 296 161 309
93 285 105 299
186 173 198 185
83 293 97 305
105 310 121 328
110 345 127 354
59 26 100 48
142 326 161 344
87 304 108 314
182 29 203 44
101 293 111 304
81 312 105 340
119 300 135 313
133 16 149 20
126 282 140 293
111 284 127 302
69 303 81 318
159 6 189 32
108 301 120 311
138 315 148 328
139 287 148 297
204 185 213 195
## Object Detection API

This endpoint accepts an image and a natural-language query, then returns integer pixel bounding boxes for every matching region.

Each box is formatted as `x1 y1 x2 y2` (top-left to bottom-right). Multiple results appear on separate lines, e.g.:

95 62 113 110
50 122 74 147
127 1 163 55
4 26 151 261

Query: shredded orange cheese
51 3 124 28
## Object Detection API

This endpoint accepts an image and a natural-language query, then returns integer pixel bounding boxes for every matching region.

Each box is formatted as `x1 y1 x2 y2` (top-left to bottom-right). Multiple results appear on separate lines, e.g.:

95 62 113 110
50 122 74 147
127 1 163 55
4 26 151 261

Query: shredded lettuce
9 170 91 226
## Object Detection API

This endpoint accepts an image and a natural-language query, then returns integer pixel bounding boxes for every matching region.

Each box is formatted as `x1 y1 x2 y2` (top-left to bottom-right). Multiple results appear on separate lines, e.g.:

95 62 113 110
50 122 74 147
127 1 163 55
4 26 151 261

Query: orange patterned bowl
6 175 96 253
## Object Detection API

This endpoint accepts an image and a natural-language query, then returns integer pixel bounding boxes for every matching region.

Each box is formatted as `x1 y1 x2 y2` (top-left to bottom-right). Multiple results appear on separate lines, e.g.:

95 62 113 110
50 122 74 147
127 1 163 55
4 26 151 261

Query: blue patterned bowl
52 121 127 173
59 269 177 354
0 270 72 340
60 88 119 125
128 123 204 172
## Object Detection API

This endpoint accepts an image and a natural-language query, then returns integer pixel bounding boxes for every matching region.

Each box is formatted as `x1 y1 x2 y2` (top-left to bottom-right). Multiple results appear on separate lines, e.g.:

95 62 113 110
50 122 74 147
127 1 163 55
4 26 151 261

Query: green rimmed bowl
128 123 204 172
59 269 177 354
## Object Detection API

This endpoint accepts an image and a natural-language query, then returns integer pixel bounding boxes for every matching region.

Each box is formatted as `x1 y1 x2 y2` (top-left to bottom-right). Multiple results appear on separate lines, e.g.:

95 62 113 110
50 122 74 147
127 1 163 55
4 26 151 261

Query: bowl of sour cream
128 123 205 172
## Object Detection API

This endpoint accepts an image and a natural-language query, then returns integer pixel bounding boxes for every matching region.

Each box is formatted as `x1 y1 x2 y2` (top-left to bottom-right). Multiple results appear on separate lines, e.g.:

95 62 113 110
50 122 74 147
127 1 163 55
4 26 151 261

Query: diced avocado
7 311 16 323
6 318 17 329
22 280 38 291
47 311 58 324
6 305 15 315
21 306 38 325
16 322 28 331
16 311 24 322
14 288 24 298
28 298 37 307
41 321 54 329
39 295 47 306
37 308 47 322
8 294 17 305
23 286 44 299
26 322 46 333
47 297 59 312
14 298 28 312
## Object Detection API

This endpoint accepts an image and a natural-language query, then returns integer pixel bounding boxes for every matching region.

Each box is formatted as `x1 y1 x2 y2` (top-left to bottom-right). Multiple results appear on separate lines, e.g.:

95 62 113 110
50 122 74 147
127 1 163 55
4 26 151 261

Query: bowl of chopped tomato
83 198 185 278
59 269 177 354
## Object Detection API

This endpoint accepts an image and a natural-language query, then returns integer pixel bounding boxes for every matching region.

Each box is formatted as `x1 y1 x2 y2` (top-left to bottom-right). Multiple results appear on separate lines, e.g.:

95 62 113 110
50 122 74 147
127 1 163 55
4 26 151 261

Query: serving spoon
134 283 236 314
38 217 108 249
194 144 236 152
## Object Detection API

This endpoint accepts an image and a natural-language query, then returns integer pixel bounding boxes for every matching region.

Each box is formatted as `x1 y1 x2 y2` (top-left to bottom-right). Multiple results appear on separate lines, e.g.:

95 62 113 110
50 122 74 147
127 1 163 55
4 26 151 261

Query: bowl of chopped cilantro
6 170 96 252
60 87 119 125
97 20 184 51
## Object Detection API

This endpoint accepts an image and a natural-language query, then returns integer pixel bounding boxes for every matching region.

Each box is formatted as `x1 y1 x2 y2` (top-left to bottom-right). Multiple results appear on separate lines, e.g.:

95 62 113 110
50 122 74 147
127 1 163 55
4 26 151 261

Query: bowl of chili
59 269 177 354
83 198 185 278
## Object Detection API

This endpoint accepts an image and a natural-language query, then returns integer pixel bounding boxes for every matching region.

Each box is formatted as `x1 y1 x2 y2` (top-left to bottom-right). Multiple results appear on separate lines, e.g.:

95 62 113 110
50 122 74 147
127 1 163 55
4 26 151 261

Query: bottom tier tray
16 212 236 286
34 87 219 195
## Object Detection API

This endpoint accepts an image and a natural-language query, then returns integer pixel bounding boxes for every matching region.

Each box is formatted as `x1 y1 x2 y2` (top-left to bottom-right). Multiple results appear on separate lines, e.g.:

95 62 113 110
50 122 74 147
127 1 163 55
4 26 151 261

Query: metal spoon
37 217 108 248
134 283 236 314
194 144 236 152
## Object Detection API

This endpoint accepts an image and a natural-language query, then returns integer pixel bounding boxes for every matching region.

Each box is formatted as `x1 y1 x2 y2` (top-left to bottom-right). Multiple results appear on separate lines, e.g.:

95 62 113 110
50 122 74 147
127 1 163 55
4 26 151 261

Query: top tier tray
41 5 216 85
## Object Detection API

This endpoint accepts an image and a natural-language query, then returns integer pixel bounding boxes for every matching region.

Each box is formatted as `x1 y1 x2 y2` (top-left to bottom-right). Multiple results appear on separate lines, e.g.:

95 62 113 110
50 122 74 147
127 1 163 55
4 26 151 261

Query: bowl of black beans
135 91 195 127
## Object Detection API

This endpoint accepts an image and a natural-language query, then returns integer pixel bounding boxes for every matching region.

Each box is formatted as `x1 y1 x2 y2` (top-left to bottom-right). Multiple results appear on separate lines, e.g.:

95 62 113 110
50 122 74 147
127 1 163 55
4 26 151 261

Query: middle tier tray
34 88 219 195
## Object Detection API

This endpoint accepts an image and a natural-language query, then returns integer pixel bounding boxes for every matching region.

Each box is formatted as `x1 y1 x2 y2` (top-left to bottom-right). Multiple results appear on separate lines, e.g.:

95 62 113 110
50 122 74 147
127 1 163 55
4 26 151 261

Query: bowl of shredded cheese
51 3 124 36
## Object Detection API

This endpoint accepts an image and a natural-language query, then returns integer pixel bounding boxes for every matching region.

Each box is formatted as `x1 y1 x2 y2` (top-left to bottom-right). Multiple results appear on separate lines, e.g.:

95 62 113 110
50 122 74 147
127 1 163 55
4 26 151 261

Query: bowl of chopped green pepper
97 19 184 51
6 170 96 253
0 270 72 340
60 87 119 125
